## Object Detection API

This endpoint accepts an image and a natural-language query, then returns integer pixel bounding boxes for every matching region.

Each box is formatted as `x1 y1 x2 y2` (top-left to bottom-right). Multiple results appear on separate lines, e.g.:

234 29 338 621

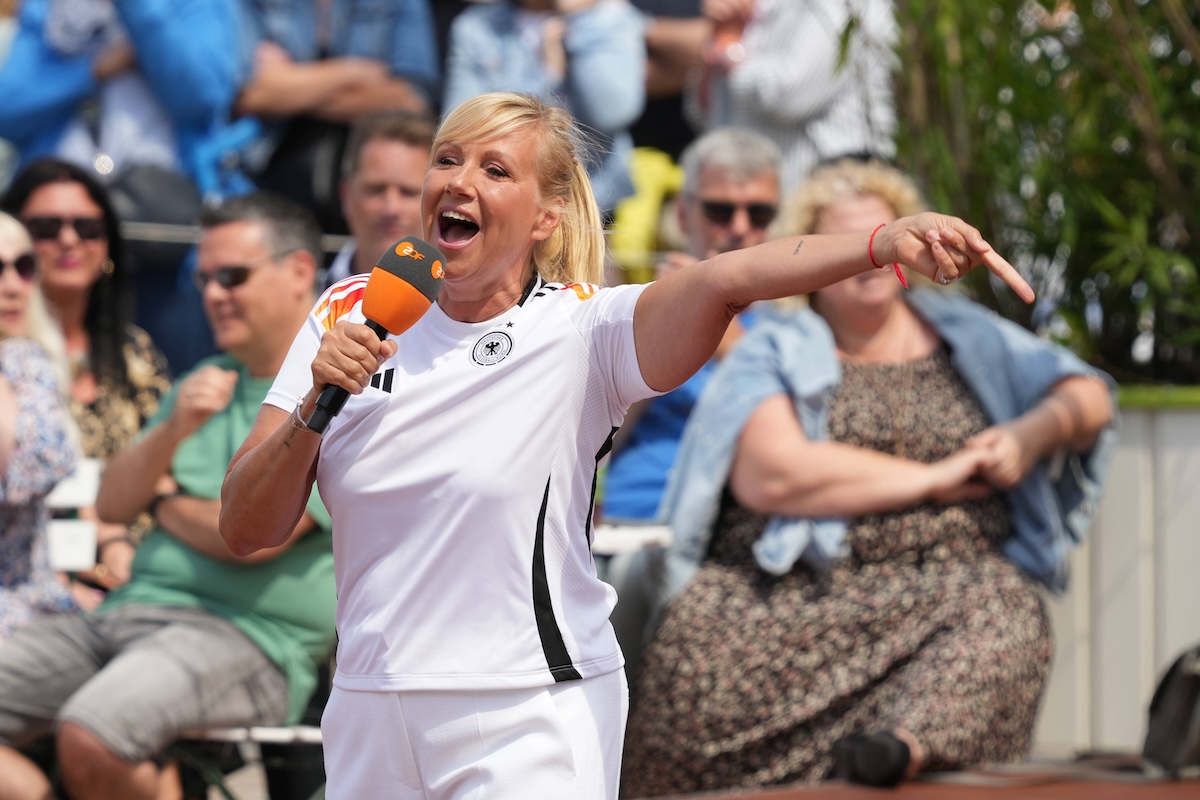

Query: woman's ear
531 196 566 242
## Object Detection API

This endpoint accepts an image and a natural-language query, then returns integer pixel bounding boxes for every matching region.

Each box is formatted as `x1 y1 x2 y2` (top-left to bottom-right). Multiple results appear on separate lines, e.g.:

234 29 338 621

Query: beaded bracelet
868 223 909 289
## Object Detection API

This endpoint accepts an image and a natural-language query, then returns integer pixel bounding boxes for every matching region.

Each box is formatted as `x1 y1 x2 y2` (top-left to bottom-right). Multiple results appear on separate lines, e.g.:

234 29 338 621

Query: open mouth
438 210 480 245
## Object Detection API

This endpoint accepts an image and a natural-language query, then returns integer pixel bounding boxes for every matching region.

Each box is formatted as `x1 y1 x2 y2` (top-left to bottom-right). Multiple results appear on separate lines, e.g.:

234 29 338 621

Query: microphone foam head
362 237 445 335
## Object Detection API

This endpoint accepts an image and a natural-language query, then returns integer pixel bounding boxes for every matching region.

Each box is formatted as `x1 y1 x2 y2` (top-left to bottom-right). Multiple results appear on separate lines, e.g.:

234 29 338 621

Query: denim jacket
236 0 440 106
442 0 646 213
0 0 255 198
655 288 1118 613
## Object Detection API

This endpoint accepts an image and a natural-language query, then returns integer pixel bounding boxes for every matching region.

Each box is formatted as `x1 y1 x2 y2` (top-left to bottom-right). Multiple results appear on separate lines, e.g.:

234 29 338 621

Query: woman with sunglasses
2 158 171 602
0 211 80 640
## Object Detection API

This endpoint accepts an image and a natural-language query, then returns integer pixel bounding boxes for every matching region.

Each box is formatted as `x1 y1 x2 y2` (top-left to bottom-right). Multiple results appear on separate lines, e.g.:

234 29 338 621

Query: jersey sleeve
563 282 661 413
265 276 369 412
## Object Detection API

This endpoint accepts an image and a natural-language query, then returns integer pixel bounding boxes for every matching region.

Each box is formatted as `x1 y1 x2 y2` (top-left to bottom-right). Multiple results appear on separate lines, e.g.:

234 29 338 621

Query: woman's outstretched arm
632 213 1033 393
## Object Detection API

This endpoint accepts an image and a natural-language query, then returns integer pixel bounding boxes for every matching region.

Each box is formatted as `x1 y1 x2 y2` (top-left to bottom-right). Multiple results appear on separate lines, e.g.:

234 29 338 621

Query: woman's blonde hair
769 159 928 309
779 158 927 237
433 92 606 285
0 212 72 392
0 210 32 273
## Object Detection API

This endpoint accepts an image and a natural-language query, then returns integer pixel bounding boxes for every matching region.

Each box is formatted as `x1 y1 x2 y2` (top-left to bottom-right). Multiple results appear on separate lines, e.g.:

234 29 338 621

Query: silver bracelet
288 397 318 436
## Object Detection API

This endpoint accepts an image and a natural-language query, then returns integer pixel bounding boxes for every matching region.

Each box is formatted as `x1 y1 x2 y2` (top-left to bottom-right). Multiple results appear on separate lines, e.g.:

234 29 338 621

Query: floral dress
622 347 1052 797
0 338 78 639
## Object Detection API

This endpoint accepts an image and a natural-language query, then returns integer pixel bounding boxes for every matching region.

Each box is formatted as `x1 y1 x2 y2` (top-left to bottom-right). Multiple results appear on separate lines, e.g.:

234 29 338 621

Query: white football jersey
267 275 657 691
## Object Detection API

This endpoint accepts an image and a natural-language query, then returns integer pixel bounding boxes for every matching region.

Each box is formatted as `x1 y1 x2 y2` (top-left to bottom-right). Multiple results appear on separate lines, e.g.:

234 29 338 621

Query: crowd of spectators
0 1 1123 797
0 0 898 375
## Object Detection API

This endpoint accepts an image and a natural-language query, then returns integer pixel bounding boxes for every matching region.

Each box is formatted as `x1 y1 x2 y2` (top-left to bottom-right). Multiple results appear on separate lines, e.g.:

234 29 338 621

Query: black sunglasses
0 253 37 281
192 251 289 293
699 200 778 229
23 216 107 242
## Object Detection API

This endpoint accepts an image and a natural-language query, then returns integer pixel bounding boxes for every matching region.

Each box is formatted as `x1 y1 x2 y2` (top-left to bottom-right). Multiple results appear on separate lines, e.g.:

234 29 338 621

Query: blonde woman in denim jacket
624 158 1117 796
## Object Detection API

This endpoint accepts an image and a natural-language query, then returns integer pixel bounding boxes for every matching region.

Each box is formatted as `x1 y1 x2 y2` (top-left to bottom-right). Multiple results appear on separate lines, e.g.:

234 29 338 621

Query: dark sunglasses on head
0 253 37 281
699 200 778 229
23 216 107 242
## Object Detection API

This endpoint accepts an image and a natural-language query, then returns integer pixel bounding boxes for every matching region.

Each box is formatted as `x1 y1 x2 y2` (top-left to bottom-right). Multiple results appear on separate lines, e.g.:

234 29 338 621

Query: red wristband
868 223 909 289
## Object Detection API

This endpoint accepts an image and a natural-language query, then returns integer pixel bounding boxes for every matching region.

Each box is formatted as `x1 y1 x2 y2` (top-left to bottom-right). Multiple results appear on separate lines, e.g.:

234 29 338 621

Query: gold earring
101 259 115 278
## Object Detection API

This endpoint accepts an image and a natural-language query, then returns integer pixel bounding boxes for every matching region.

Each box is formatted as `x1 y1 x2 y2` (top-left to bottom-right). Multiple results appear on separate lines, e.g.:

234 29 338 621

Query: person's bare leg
0 745 54 800
57 722 160 800
893 727 926 779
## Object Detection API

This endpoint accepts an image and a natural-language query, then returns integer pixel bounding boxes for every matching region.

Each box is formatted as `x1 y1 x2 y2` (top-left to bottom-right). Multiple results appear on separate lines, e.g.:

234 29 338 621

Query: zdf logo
395 241 425 260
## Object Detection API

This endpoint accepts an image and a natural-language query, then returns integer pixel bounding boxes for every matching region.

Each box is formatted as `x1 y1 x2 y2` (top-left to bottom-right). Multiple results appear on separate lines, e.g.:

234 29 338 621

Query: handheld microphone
306 237 445 434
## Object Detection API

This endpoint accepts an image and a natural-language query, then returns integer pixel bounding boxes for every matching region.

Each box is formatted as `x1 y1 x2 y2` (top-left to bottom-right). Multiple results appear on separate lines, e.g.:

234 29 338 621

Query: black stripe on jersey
517 273 543 306
369 368 395 393
532 476 582 682
534 281 563 301
585 427 618 547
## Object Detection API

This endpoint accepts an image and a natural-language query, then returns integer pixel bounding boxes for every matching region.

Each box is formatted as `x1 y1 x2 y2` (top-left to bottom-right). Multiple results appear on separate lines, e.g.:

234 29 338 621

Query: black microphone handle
305 319 390 435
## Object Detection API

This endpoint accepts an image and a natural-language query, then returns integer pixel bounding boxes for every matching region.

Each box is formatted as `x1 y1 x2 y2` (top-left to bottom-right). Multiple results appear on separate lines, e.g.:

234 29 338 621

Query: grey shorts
0 603 289 763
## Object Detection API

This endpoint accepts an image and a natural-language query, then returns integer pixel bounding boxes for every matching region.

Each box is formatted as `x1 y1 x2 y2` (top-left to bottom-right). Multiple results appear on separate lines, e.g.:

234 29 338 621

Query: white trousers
321 669 628 800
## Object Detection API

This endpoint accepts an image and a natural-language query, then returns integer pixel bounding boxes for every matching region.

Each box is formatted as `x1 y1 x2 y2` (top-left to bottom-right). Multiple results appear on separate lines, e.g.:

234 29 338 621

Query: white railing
1035 406 1200 753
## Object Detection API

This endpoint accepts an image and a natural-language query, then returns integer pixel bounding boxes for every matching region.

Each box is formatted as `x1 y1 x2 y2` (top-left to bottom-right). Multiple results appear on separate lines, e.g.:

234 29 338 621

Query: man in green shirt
0 191 334 800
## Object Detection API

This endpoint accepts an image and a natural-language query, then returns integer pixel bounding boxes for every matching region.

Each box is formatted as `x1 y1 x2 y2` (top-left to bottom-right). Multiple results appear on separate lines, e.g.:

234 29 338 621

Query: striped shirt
687 0 898 194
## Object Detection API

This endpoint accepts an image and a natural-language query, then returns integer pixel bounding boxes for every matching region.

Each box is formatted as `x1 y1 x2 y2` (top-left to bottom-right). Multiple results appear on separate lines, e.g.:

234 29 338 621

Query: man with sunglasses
0 192 336 800
603 127 781 670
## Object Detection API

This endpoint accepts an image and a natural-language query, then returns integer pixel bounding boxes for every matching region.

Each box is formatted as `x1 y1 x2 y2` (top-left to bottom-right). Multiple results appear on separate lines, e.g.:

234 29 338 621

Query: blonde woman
623 159 1117 794
0 211 79 639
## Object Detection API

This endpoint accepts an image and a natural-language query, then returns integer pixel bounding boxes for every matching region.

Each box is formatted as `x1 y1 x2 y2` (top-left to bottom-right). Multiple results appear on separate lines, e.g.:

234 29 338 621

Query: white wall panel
1034 409 1200 755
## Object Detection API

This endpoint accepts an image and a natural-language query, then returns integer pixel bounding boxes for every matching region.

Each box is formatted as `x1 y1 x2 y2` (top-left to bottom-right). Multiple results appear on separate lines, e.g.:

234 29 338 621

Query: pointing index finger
982 248 1035 303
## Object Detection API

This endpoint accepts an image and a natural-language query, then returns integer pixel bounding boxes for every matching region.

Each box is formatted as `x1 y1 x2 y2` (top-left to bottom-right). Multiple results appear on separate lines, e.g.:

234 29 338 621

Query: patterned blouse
0 337 78 639
72 325 172 545
72 325 172 462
